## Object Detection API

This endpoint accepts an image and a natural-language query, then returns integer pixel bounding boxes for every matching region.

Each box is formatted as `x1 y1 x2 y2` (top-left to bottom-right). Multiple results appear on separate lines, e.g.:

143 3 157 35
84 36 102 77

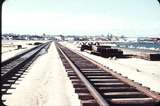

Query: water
116 42 160 51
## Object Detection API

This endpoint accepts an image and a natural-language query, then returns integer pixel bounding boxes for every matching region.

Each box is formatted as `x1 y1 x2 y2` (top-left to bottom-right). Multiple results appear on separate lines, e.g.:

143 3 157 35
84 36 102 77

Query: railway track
1 41 52 94
56 43 160 106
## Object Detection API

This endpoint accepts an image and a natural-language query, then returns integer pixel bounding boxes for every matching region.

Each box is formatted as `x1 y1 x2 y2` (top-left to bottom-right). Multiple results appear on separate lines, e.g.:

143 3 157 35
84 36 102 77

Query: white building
125 37 138 42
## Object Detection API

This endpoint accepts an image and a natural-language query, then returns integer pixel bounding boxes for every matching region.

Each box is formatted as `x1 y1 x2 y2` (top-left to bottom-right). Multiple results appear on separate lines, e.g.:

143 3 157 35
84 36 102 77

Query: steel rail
57 46 110 106
72 47 160 102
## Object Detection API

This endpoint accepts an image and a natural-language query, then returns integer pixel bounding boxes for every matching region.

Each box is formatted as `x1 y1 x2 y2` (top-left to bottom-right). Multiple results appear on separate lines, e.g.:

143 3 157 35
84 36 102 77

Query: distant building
125 37 138 42
93 37 107 41
138 37 154 42
54 35 64 41
64 36 75 41
28 35 43 40
6 36 13 40
151 37 160 43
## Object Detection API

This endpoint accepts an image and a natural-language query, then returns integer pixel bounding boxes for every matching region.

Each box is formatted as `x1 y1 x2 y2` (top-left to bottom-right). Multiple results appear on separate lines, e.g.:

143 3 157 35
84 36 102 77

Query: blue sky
2 0 160 36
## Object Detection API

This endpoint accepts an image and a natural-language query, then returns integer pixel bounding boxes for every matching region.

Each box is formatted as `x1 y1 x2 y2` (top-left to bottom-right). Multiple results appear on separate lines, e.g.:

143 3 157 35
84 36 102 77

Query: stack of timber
91 45 123 58
80 44 92 51
136 52 160 61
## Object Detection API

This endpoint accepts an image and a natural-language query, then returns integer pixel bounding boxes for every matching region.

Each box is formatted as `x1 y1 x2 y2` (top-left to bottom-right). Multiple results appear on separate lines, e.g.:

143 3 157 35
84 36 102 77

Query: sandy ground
2 42 80 106
61 41 160 93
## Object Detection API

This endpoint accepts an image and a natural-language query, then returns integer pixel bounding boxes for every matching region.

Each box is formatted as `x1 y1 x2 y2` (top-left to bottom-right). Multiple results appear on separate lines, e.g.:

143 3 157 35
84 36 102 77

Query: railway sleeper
103 91 148 98
97 86 138 92
70 78 82 83
6 79 16 83
74 63 95 66
68 74 77 77
75 88 90 93
94 82 128 87
78 93 95 100
90 80 123 84
65 68 73 72
81 71 105 73
89 78 120 82
67 72 77 76
65 69 73 72
72 60 89 63
72 80 83 84
62 62 70 65
11 76 18 80
1 89 7 93
80 99 99 106
108 98 156 106
87 76 114 79
69 74 77 78
82 72 111 76
63 65 72 69
80 69 102 71
69 76 79 79
17 71 24 74
73 83 86 88
77 66 99 69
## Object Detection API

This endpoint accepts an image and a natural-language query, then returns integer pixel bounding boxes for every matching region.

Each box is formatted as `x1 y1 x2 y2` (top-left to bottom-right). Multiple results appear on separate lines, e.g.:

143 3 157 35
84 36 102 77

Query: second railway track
1 41 52 94
56 42 160 106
